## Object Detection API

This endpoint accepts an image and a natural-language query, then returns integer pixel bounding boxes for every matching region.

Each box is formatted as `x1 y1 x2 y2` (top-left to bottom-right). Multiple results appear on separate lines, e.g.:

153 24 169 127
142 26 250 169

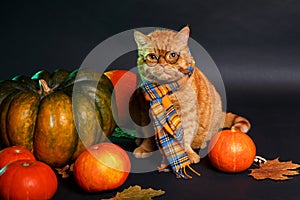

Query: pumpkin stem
22 162 31 167
14 149 22 153
231 126 238 132
39 79 52 95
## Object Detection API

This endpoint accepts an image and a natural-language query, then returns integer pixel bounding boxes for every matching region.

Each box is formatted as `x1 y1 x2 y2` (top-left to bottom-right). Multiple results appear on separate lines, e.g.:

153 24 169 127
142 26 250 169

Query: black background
1 0 300 199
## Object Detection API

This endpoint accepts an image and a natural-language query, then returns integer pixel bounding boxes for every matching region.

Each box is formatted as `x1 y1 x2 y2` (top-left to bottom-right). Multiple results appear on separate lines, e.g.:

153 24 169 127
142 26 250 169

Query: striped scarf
141 66 200 179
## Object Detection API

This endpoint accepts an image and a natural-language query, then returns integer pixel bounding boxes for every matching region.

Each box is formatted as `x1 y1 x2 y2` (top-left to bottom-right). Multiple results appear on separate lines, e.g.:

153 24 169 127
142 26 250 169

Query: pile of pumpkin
0 68 137 164
0 68 135 199
0 68 257 199
0 143 131 199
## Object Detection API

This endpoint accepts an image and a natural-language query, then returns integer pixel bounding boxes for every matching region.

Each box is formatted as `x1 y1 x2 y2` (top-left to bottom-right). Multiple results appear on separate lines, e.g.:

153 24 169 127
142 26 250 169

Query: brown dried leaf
102 185 165 200
55 164 74 179
249 157 300 181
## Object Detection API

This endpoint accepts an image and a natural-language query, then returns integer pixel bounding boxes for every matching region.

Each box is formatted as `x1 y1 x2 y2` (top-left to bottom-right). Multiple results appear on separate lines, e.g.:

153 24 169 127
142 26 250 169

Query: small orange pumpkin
104 70 137 127
73 142 131 192
0 146 35 169
0 160 58 200
208 129 256 173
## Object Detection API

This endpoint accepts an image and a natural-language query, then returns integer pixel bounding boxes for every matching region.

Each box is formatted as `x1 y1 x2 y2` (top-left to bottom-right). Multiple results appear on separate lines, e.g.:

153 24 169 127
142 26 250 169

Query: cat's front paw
133 146 153 158
186 149 200 164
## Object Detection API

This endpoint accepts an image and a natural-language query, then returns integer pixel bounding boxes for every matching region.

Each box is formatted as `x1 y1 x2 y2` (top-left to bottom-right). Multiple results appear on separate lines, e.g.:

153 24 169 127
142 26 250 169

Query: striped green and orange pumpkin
0 68 117 167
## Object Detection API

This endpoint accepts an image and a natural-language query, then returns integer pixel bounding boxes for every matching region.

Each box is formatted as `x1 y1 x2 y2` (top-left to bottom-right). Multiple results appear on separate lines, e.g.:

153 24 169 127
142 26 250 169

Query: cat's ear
176 26 190 46
134 30 150 47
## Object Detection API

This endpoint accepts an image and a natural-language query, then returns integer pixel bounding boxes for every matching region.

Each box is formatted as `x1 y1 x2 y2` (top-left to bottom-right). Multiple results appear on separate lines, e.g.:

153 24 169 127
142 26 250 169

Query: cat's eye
165 51 180 64
170 52 177 58
145 53 159 66
148 54 158 60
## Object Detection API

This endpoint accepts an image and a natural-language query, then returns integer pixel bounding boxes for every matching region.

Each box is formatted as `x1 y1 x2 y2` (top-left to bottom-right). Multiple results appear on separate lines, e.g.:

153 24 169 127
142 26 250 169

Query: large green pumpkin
0 68 116 167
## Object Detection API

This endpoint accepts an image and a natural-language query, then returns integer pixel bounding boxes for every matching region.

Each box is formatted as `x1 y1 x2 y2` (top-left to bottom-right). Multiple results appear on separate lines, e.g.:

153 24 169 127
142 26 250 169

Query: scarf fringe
177 164 201 179
159 163 201 179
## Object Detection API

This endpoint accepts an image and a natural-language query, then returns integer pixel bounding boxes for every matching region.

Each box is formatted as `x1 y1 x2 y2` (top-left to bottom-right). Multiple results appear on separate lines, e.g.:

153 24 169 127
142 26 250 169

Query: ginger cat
129 26 250 163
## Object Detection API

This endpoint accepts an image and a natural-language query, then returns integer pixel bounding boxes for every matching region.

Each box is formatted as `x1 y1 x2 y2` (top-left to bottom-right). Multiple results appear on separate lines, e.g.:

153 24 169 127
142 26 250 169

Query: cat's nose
158 57 167 66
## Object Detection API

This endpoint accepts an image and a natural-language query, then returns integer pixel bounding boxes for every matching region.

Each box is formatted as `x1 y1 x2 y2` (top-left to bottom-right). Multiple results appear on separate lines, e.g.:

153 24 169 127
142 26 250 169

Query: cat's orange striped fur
130 26 250 163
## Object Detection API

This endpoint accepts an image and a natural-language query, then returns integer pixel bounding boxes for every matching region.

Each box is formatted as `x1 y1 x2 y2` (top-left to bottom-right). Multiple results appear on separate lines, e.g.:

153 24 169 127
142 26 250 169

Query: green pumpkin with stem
0 68 116 167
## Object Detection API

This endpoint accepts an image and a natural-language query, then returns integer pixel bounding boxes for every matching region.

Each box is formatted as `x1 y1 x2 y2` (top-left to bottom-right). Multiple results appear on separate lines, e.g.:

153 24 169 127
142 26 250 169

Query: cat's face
134 26 194 83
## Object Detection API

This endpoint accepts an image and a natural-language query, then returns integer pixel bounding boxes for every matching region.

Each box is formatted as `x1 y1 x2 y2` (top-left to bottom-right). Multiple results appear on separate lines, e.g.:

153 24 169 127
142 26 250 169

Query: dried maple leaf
55 164 74 178
102 185 165 200
249 157 300 181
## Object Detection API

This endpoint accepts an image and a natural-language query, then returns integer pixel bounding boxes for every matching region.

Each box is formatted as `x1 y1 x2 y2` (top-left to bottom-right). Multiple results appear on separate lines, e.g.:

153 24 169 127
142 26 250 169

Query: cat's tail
224 112 251 133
